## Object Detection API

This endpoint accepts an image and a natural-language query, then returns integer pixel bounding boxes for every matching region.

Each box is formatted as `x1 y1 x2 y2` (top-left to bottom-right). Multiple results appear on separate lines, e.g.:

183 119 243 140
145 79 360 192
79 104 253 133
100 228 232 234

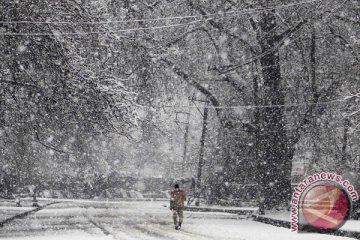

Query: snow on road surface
5 230 114 240
262 209 360 233
0 201 355 240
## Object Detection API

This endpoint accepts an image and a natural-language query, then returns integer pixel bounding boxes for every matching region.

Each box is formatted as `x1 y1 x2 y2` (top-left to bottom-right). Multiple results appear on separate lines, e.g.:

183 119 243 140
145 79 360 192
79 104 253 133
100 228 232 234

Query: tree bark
257 11 291 208
195 100 209 206
341 117 350 165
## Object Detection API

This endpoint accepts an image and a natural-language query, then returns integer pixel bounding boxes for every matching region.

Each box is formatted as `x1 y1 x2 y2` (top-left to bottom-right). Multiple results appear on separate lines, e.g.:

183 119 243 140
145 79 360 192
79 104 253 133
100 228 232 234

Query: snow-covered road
0 200 355 240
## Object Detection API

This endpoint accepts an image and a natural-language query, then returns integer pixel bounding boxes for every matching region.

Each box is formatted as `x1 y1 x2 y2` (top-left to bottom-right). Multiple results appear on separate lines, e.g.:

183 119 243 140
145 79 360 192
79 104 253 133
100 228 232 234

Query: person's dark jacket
170 189 186 210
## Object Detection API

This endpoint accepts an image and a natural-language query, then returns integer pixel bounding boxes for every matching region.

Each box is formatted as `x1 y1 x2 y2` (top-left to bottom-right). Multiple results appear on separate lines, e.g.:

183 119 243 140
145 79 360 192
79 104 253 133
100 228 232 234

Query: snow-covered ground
0 200 356 240
262 209 360 233
5 230 113 240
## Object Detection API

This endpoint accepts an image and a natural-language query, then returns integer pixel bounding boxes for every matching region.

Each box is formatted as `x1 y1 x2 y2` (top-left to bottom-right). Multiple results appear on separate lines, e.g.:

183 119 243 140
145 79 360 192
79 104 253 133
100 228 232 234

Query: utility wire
0 0 321 25
156 97 352 110
0 19 205 36
0 0 322 36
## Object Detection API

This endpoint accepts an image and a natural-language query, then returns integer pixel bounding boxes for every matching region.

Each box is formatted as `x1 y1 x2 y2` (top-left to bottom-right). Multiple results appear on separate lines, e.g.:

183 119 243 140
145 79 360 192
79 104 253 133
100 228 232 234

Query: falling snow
0 0 359 239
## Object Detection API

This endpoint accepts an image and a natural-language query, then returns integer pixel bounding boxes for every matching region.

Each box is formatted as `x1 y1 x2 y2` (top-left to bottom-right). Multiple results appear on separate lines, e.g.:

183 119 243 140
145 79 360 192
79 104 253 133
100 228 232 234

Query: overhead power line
0 0 321 25
0 19 205 36
0 0 321 36
0 0 320 25
157 97 351 110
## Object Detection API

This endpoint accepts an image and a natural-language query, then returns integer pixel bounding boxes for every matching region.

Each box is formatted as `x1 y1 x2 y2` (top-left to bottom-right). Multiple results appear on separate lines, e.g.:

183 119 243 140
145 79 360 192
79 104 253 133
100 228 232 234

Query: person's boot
178 223 181 230
175 224 179 230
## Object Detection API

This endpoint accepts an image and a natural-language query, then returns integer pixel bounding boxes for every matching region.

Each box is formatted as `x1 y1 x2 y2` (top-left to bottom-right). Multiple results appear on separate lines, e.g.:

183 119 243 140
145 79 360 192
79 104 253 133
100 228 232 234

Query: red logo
301 182 350 230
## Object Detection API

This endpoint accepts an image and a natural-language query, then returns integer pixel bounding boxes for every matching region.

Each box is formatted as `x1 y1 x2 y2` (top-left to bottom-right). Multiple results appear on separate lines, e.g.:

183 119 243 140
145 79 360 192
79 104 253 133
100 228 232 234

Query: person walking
170 183 186 230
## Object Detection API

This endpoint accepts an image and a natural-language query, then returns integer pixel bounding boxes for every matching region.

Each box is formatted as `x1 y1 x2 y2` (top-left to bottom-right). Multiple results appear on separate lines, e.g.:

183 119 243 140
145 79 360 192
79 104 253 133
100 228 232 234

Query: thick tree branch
165 26 222 63
165 26 244 93
328 26 360 62
160 58 225 126
185 0 257 55
290 80 343 146
216 1 349 74
35 132 71 154
1 80 39 89
334 15 360 25
275 19 308 43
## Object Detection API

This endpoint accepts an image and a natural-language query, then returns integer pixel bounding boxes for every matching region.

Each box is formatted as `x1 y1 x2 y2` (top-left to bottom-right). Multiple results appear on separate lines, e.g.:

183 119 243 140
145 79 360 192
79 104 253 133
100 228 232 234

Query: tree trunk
195 100 209 206
341 117 350 165
257 11 291 209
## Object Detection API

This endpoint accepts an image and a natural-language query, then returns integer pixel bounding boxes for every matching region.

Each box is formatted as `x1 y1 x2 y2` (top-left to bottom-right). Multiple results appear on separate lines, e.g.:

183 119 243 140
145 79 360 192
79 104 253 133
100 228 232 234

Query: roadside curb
252 214 360 239
36 198 168 203
0 201 59 228
185 206 256 215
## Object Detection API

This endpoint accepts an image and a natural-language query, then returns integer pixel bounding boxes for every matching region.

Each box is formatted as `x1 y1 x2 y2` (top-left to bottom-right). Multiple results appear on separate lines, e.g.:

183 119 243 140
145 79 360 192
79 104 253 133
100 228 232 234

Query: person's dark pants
173 208 184 226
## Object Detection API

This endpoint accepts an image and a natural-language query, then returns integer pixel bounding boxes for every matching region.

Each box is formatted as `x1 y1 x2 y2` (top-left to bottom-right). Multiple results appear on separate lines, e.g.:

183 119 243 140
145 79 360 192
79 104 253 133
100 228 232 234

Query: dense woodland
0 0 359 209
